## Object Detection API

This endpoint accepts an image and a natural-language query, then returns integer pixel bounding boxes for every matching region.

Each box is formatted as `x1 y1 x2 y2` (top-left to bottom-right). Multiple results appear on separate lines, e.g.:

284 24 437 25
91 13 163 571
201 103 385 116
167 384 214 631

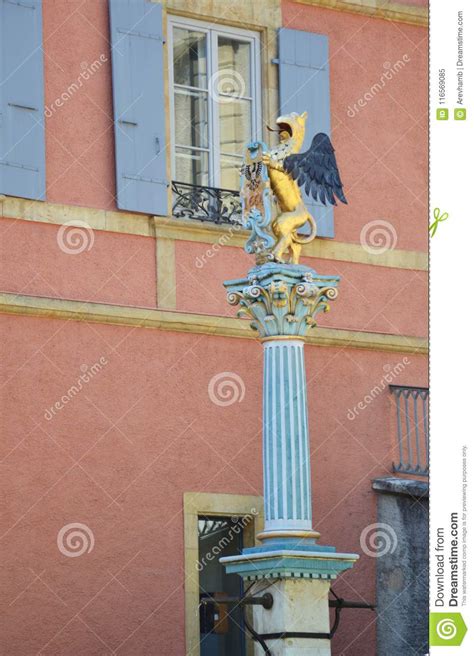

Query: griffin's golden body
262 111 315 263
261 111 347 264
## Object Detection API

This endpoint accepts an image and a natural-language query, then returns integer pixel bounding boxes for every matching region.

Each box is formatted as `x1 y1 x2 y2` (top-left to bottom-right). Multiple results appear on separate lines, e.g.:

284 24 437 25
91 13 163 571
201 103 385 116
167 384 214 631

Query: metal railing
390 385 429 477
171 180 241 225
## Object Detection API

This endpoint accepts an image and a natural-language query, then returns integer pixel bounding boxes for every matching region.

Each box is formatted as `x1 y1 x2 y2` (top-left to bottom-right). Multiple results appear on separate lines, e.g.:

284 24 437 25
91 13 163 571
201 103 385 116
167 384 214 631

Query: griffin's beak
275 118 293 137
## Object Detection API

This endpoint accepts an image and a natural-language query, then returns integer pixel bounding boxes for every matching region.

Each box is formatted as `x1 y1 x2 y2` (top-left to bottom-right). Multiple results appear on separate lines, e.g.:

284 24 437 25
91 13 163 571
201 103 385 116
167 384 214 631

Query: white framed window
168 16 262 191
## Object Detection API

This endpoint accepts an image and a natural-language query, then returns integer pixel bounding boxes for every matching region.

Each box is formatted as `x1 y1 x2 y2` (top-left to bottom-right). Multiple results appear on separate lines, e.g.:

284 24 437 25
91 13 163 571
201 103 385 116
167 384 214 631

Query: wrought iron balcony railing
390 385 429 477
171 180 241 225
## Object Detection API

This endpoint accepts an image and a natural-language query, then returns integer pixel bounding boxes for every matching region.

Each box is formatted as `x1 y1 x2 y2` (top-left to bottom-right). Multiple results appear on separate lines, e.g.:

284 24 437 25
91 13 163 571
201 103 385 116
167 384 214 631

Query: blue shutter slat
0 0 45 200
109 0 168 215
278 28 334 238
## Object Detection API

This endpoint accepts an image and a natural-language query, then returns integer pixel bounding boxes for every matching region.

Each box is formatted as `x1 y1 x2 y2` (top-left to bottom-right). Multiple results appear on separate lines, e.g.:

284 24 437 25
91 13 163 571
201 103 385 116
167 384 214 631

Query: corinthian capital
224 263 339 339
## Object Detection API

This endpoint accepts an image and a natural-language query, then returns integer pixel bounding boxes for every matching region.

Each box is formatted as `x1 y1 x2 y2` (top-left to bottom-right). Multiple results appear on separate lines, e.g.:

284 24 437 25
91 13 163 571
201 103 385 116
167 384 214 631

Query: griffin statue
241 111 347 264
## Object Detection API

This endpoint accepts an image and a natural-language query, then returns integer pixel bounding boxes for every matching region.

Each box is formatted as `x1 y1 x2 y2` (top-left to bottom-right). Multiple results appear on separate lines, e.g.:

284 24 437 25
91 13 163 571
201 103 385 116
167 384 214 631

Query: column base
257 528 321 544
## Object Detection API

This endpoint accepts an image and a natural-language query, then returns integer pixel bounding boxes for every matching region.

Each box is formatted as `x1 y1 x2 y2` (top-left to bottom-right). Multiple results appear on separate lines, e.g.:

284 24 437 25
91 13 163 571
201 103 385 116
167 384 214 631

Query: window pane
217 36 251 98
173 27 207 89
220 154 241 190
174 89 208 149
219 99 251 155
175 147 209 186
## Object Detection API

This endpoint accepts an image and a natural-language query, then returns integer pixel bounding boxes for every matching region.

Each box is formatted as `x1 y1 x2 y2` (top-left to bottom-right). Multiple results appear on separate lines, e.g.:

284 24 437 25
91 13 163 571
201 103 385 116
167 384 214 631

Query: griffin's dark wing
283 133 347 206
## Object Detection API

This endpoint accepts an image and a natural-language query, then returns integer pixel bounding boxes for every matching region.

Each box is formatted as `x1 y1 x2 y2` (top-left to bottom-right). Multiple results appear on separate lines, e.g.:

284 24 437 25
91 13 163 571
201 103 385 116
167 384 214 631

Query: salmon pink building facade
0 0 428 654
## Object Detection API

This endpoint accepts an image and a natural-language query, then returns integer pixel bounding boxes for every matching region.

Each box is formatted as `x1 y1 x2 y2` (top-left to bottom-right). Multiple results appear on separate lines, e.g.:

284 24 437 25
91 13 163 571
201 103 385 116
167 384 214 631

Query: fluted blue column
263 339 312 533
222 263 358 587
225 262 341 544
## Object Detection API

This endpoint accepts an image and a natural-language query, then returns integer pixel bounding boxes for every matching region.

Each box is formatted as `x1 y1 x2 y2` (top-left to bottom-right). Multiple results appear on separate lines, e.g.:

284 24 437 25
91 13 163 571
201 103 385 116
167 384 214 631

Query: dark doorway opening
198 515 247 656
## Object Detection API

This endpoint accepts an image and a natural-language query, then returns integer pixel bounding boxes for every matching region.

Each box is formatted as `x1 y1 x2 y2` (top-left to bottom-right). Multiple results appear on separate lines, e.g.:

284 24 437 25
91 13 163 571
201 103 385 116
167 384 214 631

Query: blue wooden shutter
109 0 168 215
0 0 45 200
278 29 334 238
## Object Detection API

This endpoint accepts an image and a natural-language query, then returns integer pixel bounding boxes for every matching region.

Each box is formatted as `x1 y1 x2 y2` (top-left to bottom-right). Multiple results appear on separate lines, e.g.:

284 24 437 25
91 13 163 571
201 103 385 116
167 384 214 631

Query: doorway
198 515 247 656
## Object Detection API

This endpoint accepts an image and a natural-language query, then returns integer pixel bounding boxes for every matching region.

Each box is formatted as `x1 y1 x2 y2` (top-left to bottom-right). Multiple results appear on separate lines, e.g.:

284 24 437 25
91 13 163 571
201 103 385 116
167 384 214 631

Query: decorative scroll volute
225 264 339 338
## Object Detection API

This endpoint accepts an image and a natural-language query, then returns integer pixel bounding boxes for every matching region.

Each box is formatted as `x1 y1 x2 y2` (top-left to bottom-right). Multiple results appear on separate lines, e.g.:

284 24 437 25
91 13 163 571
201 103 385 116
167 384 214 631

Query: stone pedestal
252 578 331 656
221 262 359 654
